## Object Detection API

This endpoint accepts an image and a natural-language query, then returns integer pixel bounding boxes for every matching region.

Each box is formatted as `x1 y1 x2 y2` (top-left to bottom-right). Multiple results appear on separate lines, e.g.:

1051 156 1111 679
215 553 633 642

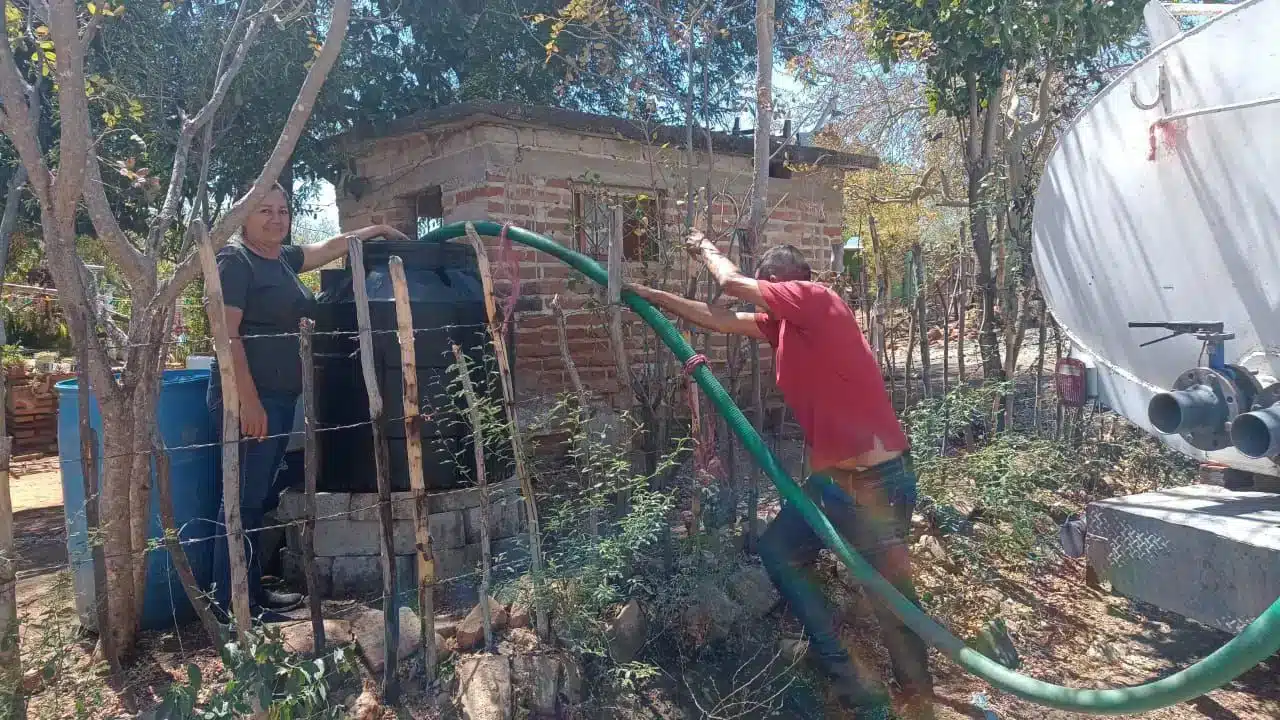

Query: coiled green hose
424 220 1280 714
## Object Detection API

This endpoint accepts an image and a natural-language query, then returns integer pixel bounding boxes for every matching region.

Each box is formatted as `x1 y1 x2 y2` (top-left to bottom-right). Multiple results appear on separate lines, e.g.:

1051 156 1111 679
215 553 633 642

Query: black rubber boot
260 588 304 611
828 663 896 719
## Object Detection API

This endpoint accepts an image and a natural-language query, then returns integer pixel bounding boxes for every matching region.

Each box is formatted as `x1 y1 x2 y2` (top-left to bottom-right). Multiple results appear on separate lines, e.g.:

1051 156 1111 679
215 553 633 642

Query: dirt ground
7 454 1280 719
10 459 70 609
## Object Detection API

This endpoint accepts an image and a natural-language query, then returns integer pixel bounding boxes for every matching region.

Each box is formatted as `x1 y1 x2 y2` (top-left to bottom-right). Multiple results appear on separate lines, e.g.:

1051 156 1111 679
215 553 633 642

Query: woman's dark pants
208 391 298 614
758 456 933 708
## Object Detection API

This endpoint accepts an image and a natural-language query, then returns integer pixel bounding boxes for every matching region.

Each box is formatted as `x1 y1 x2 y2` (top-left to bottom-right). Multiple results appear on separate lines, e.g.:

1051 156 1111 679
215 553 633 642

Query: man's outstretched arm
627 284 765 339
686 230 770 310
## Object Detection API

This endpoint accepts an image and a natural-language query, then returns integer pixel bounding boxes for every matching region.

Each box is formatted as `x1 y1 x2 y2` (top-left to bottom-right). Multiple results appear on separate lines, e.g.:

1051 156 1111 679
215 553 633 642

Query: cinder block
464 496 528 545
275 491 352 522
330 554 417 601
435 544 483 583
1087 484 1280 633
311 519 420 556
346 492 413 522
281 551 332 598
429 510 467 550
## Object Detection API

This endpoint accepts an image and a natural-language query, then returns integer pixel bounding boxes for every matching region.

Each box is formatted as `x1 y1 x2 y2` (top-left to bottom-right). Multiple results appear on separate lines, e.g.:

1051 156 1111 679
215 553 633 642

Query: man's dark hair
756 244 812 282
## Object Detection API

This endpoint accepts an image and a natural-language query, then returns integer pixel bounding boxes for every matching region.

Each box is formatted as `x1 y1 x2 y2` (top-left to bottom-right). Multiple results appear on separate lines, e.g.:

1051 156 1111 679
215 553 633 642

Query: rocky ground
8 397 1280 720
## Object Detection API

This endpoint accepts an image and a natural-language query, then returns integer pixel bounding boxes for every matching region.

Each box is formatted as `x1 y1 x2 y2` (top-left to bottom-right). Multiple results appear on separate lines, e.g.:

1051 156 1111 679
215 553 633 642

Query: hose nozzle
1148 384 1226 435
1231 405 1280 458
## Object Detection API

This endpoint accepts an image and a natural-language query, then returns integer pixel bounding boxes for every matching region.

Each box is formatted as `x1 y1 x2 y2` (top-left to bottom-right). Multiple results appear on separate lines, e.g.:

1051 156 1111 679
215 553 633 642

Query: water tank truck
1032 0 1280 633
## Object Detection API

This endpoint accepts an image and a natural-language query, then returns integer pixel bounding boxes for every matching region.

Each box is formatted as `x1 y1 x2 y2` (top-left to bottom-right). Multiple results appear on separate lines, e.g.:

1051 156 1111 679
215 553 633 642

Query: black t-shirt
210 242 316 397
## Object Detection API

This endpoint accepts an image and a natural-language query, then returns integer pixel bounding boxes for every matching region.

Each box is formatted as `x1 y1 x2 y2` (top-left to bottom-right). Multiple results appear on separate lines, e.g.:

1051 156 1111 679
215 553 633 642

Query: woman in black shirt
209 184 408 619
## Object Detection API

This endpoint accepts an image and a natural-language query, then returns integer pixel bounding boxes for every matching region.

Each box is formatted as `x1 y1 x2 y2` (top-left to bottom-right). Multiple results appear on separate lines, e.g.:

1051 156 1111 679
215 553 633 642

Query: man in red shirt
628 231 932 719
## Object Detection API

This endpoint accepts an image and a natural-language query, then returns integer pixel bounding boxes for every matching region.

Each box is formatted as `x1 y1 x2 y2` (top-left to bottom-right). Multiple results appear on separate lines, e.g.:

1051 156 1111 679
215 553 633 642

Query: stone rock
457 655 513 720
509 602 531 629
435 615 462 639
457 595 509 650
915 535 949 564
498 627 540 655
511 652 581 717
724 564 780 619
421 632 453 669
279 619 355 656
606 599 647 663
22 667 47 694
349 687 382 720
974 617 1020 671
352 606 426 673
680 584 738 645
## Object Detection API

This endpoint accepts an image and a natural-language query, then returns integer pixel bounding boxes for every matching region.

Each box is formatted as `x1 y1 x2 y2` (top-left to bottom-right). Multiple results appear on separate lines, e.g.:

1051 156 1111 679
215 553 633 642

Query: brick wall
338 121 847 405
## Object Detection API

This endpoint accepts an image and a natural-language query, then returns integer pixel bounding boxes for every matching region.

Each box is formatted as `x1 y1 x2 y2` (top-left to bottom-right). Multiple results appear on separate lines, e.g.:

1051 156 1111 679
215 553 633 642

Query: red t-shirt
754 280 908 471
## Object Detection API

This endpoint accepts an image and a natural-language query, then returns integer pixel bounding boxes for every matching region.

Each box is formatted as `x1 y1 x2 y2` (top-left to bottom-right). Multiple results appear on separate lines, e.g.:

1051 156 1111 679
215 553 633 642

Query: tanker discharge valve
1129 322 1261 453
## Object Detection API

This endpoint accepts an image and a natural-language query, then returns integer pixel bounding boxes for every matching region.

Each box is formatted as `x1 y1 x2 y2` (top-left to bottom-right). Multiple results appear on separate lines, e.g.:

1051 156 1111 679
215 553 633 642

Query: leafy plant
156 625 356 720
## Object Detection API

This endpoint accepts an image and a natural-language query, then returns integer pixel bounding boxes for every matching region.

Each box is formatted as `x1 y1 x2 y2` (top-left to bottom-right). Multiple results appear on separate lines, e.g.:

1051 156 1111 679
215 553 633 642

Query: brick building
335 103 877 403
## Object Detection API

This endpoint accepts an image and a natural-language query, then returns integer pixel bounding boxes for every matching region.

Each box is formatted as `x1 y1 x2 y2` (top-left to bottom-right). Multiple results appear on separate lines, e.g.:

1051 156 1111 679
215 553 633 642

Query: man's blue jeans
759 455 932 706
208 392 298 613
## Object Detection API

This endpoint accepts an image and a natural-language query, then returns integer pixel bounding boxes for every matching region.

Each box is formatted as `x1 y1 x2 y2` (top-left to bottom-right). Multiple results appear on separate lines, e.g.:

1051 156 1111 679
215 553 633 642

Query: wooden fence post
458 223 550 640
0 314 19 718
194 220 253 639
452 345 494 651
387 257 436 678
298 318 325 654
347 237 400 702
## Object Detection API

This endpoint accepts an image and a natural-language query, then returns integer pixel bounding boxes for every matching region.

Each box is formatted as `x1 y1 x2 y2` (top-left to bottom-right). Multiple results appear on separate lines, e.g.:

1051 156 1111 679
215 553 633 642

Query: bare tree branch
47 0 95 223
156 0 355 309
0 166 25 271
147 7 268 254
83 157 153 287
0 4 51 208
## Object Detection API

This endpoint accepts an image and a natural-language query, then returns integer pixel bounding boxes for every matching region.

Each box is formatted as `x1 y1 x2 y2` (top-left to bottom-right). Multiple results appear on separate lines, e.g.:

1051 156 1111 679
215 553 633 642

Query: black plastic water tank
313 241 514 492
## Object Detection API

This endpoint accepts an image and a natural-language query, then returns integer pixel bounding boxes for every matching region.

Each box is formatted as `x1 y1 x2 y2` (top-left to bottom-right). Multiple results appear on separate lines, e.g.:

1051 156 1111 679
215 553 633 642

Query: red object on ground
753 280 908 471
1055 358 1088 407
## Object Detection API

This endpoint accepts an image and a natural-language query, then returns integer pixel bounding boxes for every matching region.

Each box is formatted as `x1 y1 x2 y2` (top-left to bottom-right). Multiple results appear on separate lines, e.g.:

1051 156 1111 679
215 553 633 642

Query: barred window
572 188 660 261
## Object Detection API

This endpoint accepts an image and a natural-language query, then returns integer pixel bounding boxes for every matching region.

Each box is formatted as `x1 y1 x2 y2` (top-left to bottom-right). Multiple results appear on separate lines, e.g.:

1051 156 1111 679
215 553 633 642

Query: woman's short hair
756 244 812 282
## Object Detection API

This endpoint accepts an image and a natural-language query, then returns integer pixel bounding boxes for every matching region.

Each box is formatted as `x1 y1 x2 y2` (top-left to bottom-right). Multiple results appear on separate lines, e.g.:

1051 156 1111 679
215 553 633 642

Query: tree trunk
964 81 1005 382
1034 300 1047 436
913 243 930 398
0 0 354 660
904 307 917 409
970 211 1003 381
868 216 891 377
957 225 968 385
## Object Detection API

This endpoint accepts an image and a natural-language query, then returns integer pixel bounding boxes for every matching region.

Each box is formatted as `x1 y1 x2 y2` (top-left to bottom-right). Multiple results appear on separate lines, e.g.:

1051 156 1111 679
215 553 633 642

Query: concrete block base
276 479 529 608
1086 484 1280 633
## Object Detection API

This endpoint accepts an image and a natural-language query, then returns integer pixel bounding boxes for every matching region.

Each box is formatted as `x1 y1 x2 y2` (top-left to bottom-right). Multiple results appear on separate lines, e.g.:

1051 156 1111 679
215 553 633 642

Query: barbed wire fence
2 309 577 716
2 279 743 716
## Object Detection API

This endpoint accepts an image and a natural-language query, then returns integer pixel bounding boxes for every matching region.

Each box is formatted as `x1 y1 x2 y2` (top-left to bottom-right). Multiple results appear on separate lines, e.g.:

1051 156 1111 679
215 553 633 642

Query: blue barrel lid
55 368 211 394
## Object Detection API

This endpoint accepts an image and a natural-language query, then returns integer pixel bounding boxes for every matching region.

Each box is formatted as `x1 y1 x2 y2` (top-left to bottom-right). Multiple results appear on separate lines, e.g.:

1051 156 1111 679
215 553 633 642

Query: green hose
423 220 1280 714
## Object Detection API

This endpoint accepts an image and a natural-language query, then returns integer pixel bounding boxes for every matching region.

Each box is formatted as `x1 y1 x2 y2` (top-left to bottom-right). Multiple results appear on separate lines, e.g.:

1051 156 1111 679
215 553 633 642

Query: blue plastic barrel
56 369 220 631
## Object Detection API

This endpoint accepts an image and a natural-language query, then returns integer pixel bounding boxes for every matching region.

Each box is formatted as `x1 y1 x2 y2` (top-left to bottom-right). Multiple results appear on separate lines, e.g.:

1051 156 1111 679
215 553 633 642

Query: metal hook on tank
1130 62 1170 112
